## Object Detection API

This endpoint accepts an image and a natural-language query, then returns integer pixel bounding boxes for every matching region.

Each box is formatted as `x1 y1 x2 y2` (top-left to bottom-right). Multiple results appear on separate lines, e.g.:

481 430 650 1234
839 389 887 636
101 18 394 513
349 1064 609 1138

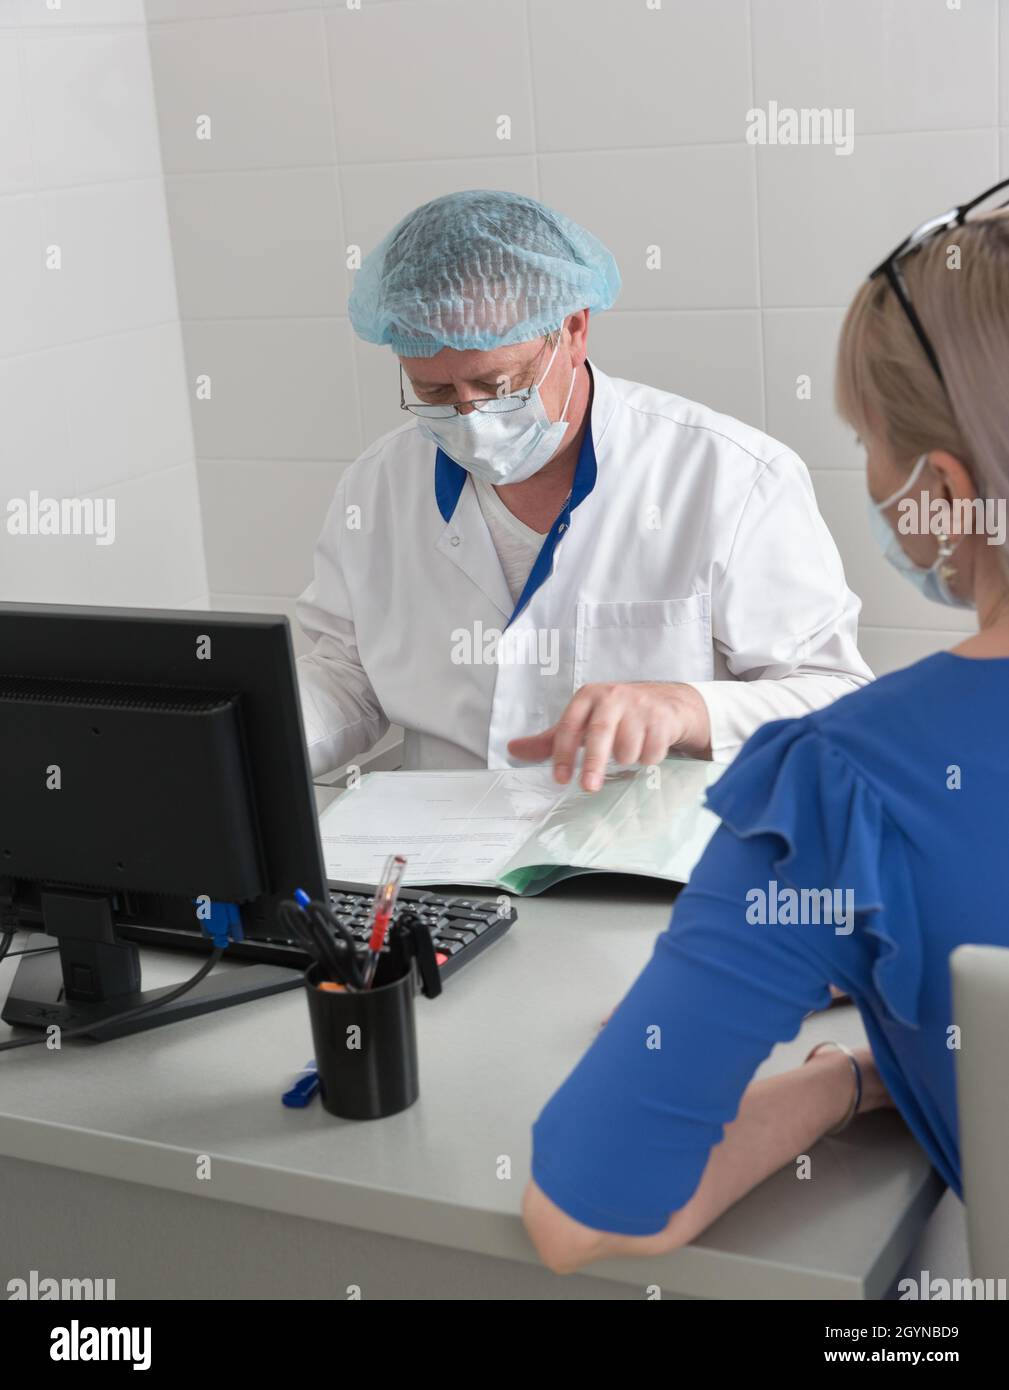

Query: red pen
362 854 407 989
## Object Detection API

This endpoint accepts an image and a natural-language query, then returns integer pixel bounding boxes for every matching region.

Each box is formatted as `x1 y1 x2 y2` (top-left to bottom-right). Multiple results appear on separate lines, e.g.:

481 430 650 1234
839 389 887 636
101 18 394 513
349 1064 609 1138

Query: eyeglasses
868 175 1009 387
399 335 554 419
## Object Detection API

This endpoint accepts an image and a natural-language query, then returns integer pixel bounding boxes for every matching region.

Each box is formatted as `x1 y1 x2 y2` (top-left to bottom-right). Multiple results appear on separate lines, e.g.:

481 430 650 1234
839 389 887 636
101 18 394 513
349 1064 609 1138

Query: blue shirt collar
433 403 598 626
433 395 598 525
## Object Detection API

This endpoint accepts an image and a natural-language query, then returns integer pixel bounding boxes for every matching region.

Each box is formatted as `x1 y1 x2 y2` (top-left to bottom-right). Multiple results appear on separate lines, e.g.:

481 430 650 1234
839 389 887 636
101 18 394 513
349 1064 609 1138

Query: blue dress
531 653 1009 1235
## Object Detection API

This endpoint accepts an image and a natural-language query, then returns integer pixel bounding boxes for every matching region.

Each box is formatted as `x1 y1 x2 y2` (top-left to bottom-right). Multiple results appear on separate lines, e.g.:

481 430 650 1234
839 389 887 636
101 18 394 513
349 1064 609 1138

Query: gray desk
0 872 942 1301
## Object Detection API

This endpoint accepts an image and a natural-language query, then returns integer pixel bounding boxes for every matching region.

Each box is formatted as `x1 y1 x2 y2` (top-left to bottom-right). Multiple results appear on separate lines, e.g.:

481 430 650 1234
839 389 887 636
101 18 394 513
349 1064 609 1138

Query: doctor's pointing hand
296 190 871 786
508 681 713 792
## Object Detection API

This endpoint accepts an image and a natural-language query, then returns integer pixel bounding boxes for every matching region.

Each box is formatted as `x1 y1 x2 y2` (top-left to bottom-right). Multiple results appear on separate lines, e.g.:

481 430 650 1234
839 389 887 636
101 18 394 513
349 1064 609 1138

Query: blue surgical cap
348 190 621 357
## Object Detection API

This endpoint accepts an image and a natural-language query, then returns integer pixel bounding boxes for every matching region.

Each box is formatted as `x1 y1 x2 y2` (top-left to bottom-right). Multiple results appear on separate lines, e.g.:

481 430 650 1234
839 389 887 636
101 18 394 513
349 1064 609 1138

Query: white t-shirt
472 477 546 605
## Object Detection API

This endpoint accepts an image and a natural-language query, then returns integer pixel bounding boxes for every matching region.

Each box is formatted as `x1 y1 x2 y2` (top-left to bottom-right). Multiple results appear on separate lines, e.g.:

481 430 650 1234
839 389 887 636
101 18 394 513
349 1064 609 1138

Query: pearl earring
936 531 957 581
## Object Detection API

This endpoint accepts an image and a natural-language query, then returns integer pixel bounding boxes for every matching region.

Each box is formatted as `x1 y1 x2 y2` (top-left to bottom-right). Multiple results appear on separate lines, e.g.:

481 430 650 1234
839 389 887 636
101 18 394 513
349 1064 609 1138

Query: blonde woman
523 182 1009 1271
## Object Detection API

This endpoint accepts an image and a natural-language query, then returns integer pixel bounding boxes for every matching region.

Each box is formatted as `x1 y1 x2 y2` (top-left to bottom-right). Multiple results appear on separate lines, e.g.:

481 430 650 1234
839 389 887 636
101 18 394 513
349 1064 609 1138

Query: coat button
450 536 460 546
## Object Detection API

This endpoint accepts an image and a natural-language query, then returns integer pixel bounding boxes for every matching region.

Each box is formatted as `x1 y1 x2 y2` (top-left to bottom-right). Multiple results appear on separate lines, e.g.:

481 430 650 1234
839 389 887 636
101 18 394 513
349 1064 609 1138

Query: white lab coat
297 363 872 777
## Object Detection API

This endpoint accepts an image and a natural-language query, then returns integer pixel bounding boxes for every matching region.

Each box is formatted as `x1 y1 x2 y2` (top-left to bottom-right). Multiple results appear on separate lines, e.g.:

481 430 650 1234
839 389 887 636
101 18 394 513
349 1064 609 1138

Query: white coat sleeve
684 449 873 764
295 475 389 779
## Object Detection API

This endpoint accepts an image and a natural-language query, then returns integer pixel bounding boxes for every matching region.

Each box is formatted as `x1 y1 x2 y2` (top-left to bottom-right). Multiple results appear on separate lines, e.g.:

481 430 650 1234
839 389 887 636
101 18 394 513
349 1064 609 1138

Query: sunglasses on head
868 175 1009 387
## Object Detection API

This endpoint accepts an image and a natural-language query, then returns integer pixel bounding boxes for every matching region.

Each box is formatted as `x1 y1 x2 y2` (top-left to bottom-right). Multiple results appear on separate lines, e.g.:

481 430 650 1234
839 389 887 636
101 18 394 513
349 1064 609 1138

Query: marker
282 1061 320 1109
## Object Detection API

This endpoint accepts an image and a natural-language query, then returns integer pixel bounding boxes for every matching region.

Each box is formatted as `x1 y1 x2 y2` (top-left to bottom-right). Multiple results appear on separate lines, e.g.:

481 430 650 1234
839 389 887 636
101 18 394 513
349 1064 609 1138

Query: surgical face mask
867 453 974 609
415 334 577 485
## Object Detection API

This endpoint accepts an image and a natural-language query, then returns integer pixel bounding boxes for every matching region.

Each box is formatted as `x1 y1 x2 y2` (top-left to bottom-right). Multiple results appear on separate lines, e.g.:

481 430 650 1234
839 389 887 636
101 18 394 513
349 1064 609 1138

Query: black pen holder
304 956 419 1120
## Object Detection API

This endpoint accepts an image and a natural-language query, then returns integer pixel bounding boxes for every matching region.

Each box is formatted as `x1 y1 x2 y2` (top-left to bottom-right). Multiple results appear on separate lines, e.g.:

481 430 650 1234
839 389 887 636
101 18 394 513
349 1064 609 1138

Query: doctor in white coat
298 191 871 790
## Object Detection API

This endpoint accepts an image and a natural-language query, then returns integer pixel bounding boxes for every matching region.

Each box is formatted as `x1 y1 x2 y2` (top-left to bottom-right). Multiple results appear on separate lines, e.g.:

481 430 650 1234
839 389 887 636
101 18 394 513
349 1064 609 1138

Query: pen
362 854 407 989
292 887 360 989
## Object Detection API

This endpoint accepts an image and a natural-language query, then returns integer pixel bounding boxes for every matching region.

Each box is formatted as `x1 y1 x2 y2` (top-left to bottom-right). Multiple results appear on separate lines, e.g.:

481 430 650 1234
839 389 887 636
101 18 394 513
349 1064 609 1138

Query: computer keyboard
215 881 515 982
322 881 515 980
114 883 516 983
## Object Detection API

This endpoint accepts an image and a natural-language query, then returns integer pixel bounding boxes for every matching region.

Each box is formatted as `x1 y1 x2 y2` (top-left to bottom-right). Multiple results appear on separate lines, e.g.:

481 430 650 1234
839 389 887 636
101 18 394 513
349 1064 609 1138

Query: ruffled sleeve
704 718 923 1028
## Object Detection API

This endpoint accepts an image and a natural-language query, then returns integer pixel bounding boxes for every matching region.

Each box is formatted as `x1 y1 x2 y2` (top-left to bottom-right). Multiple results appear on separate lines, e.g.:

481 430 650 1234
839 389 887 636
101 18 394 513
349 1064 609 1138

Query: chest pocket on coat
573 594 713 689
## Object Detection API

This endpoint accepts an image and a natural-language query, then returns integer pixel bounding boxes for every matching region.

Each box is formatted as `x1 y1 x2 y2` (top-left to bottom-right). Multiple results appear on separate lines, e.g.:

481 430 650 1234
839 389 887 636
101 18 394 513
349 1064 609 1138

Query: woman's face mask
415 333 577 486
867 453 974 609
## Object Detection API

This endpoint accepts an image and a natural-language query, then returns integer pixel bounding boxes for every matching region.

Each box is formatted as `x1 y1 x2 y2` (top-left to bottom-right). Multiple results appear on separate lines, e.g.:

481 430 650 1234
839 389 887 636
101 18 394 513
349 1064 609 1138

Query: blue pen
282 1060 320 1109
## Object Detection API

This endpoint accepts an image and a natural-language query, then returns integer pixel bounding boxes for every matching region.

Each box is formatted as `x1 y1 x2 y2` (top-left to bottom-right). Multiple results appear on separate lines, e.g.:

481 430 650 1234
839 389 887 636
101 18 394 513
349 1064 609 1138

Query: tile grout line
316 3 366 457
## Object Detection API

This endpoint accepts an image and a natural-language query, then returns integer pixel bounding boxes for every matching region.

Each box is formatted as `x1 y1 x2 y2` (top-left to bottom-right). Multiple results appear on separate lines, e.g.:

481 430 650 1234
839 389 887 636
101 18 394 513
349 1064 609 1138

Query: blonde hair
836 209 1009 580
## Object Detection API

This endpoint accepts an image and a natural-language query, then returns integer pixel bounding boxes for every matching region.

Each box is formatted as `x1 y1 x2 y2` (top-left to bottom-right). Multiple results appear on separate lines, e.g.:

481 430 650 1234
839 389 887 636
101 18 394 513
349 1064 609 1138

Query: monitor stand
2 932 302 1042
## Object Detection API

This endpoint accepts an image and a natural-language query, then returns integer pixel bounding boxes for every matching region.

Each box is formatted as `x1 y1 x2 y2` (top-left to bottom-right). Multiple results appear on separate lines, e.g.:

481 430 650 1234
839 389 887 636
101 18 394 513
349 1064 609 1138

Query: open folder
318 759 724 896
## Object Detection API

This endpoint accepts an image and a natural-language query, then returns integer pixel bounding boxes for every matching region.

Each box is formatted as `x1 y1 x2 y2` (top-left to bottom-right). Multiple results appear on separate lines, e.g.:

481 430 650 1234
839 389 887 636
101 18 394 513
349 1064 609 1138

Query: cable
278 900 322 959
3 945 58 960
306 901 363 986
0 947 223 1053
279 898 355 985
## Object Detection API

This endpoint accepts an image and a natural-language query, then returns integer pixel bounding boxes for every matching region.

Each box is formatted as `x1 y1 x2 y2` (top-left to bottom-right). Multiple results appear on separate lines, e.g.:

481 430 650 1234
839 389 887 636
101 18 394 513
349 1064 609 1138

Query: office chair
951 944 1009 1284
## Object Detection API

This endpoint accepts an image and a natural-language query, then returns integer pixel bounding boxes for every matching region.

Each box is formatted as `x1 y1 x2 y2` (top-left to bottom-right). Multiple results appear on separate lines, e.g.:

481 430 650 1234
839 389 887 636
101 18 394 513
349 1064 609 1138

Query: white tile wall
757 131 999 309
18 0 147 25
146 1 310 19
20 28 164 186
148 10 335 173
0 463 206 609
763 309 856 471
0 196 48 358
528 0 752 152
539 145 760 310
324 1 535 165
165 168 347 319
751 0 998 134
140 0 1005 663
858 626 973 680
0 5 206 608
183 317 361 461
59 322 195 494
0 351 76 499
38 180 181 343
198 456 344 596
588 310 765 431
0 34 34 191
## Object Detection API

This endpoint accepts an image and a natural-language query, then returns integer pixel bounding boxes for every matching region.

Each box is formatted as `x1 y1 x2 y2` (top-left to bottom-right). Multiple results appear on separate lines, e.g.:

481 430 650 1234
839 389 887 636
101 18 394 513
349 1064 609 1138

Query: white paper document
319 760 724 895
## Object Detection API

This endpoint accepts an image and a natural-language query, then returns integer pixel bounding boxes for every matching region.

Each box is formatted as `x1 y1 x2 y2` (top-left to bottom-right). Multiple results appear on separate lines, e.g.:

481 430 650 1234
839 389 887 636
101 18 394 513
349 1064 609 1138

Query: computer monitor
0 602 327 1041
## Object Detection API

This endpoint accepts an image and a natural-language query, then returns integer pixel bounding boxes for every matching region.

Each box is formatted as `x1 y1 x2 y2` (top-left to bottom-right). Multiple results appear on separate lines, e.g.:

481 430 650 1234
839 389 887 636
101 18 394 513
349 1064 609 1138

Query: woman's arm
523 799 895 1273
523 1045 892 1273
